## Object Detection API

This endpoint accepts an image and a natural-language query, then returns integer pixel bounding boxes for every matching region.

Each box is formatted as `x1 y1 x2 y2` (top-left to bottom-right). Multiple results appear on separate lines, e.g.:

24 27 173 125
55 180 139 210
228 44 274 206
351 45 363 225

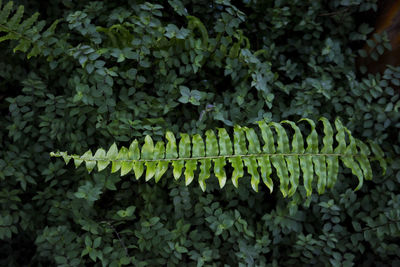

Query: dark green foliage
1 0 400 266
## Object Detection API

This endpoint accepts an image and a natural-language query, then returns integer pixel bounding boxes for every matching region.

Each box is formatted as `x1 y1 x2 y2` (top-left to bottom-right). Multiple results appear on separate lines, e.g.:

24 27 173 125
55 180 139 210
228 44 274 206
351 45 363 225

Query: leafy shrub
0 0 399 266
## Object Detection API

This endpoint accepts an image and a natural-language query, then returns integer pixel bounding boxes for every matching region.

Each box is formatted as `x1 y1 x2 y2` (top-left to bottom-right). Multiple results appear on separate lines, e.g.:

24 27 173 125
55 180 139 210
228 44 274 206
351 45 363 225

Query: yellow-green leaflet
129 140 143 179
214 158 227 188
243 127 261 191
233 125 247 155
319 117 338 189
229 156 244 188
244 127 261 154
258 121 275 154
300 155 313 197
269 122 289 197
94 148 109 172
165 131 178 159
216 128 232 188
334 120 363 191
343 129 364 191
117 147 130 176
355 140 372 181
154 141 168 182
334 118 346 154
81 150 96 173
117 140 141 178
282 120 304 196
142 136 156 181
185 134 203 186
230 126 247 187
106 143 120 173
172 133 189 180
111 146 122 173
301 118 327 194
185 160 197 186
257 157 273 193
205 130 218 156
205 130 226 187
217 128 233 155
243 157 260 192
180 134 192 184
199 158 211 191
271 122 299 197
193 134 210 191
271 155 289 197
257 121 275 192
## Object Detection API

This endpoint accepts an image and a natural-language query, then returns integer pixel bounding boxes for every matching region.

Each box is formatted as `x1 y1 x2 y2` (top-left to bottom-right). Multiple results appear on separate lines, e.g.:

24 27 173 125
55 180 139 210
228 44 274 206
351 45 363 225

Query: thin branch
105 222 129 257
318 7 351 17
359 219 400 233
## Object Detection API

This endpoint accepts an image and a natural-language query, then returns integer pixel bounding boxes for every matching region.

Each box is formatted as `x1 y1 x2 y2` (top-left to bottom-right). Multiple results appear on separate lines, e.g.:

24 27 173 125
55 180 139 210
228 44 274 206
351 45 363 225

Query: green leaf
129 140 143 179
81 150 96 173
258 120 276 153
107 143 118 158
166 131 178 158
233 125 247 155
109 143 122 173
319 117 338 188
142 135 156 181
271 156 289 197
214 158 227 188
154 141 168 182
257 156 273 193
119 147 131 176
244 127 261 154
185 160 197 185
228 156 244 188
334 118 347 154
93 237 101 249
301 118 326 194
193 134 209 190
205 130 219 156
271 122 299 196
74 157 83 168
0 2 14 25
174 134 190 182
343 129 364 191
217 128 233 155
94 148 109 171
199 158 211 191
243 157 260 192
205 130 225 187
355 140 372 181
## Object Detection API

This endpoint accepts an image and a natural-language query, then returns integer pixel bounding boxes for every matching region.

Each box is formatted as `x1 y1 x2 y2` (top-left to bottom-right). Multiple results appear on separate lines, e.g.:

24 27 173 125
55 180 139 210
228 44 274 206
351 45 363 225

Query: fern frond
0 1 59 58
96 24 134 48
50 117 387 198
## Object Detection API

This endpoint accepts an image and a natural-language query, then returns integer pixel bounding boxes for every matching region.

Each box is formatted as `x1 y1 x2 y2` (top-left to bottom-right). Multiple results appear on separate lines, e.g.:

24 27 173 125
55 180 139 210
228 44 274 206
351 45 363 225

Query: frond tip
0 1 59 58
50 117 387 198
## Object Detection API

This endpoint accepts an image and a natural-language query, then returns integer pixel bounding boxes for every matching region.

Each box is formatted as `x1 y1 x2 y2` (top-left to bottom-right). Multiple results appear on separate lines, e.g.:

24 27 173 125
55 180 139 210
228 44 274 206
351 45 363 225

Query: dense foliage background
1 0 399 266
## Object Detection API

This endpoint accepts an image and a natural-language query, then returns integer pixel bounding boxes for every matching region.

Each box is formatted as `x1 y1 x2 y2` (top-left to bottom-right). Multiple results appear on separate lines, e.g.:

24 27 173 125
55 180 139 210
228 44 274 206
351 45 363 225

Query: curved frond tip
0 1 59 58
50 117 387 198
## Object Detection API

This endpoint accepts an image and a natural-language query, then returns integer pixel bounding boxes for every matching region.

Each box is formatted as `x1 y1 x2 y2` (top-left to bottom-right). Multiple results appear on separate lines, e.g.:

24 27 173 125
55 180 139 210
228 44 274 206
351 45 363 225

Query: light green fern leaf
51 117 387 198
